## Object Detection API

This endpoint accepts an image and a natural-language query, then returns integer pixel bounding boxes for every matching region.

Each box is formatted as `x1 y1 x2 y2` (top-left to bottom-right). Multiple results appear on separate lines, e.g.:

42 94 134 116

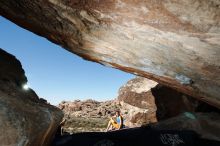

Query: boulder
0 49 63 146
118 77 158 127
0 0 219 108
152 85 220 120
118 77 219 126
152 112 220 141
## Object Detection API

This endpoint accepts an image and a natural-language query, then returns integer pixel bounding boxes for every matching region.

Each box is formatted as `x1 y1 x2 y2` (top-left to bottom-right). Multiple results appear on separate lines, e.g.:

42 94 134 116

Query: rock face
153 112 220 141
0 49 63 146
151 85 220 120
0 0 219 108
118 77 220 125
118 77 158 127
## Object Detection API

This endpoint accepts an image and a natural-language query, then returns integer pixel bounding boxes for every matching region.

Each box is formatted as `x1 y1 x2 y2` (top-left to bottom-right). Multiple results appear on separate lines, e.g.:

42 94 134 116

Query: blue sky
0 16 134 105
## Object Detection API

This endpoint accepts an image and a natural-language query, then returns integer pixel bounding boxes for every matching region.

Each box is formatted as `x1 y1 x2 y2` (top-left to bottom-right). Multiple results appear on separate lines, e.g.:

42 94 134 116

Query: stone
0 49 63 146
152 112 220 141
152 85 220 120
118 77 158 127
118 77 158 109
0 0 219 108
52 125 216 146
118 77 219 126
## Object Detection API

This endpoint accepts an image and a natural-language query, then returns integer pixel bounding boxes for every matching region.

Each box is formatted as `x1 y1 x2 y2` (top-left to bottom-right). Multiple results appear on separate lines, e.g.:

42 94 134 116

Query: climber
106 110 123 132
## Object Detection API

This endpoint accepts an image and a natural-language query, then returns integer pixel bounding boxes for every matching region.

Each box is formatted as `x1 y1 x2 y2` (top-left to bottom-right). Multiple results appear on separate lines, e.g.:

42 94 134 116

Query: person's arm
60 118 66 125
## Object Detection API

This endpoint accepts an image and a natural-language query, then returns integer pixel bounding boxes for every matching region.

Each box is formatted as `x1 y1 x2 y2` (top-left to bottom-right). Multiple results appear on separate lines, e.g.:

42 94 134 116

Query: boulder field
58 77 220 133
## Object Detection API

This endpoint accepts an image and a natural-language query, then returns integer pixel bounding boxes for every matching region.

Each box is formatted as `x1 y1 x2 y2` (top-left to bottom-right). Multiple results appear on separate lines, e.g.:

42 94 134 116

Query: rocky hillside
58 99 121 133
59 77 220 134
57 78 158 133
58 78 158 134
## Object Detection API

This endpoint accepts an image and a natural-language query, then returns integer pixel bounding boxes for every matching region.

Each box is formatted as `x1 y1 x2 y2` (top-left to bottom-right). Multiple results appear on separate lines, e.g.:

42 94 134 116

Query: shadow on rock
52 126 220 146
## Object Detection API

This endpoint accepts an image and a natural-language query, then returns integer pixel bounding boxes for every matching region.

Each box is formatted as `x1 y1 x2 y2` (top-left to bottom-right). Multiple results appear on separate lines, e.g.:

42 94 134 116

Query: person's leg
61 126 63 135
110 118 119 130
106 120 112 131
112 123 119 130
109 124 113 131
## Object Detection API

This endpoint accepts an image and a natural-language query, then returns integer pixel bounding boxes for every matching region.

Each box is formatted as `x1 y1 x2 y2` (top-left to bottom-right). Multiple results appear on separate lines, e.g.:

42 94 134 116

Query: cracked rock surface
0 0 219 107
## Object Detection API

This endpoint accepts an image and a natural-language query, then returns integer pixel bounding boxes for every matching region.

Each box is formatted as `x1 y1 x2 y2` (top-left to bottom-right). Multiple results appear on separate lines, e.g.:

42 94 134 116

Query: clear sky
0 16 134 105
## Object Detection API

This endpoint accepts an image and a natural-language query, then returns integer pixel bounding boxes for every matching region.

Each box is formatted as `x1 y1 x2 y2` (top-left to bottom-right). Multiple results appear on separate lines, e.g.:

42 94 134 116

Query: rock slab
0 0 219 107
0 49 63 146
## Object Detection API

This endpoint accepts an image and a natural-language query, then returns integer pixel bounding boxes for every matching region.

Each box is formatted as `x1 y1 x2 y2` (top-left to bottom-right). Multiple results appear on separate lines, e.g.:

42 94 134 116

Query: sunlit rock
118 77 220 126
118 77 158 127
0 0 219 107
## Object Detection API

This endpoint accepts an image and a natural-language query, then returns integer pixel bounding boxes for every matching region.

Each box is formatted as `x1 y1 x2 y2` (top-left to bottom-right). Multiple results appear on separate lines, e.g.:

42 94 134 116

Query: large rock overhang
0 0 219 108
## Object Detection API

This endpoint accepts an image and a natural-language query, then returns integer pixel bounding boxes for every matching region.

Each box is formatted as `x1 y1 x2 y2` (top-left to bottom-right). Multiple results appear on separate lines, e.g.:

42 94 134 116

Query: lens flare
23 84 29 90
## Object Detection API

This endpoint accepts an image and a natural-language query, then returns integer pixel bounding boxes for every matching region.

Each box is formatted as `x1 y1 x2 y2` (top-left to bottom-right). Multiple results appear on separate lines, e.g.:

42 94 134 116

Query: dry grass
63 117 109 133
